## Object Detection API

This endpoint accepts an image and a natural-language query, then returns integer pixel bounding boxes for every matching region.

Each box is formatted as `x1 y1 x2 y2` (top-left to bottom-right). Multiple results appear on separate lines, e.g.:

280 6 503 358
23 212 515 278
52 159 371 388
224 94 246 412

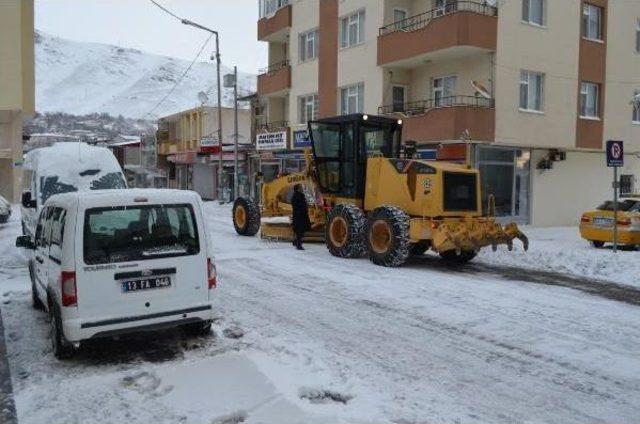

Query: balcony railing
379 96 494 115
259 0 290 20
259 60 290 76
259 121 289 131
379 1 497 36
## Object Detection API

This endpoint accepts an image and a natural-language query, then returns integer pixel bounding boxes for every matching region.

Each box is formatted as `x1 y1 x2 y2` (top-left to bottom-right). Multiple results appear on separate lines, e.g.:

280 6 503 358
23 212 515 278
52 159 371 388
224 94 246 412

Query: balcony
379 96 495 142
258 1 292 42
257 61 291 97
377 1 497 67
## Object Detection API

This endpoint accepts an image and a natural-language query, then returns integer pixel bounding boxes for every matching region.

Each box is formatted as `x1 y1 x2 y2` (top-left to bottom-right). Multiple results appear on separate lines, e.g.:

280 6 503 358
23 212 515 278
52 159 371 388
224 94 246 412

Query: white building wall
337 0 385 115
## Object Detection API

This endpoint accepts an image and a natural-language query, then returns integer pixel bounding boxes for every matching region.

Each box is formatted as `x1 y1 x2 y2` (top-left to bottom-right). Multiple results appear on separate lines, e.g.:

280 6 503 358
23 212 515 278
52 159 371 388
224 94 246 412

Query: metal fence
379 1 497 36
258 60 290 76
379 95 494 115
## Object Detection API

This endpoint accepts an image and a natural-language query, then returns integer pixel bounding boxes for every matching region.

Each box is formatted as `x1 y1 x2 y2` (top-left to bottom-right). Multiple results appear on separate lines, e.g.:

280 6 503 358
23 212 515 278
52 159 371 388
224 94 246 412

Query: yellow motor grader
232 114 528 267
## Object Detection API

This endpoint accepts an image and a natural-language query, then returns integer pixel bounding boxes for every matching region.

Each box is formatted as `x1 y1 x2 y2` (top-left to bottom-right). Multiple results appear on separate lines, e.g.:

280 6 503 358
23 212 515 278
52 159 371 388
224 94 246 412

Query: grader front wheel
325 204 366 258
366 206 410 267
232 197 261 236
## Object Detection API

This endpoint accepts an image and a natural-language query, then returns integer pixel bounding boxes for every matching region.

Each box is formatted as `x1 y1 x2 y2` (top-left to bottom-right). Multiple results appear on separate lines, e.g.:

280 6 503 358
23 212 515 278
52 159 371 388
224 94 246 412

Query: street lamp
181 18 224 202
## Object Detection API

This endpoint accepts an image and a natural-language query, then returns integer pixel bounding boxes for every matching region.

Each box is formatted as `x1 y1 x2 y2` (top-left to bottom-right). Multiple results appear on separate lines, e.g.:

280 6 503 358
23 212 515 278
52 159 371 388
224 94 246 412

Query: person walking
291 184 311 250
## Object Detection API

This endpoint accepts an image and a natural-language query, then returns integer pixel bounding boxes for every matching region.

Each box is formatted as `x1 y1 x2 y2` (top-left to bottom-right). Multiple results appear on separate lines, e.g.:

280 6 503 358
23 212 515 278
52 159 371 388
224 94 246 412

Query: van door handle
35 256 44 264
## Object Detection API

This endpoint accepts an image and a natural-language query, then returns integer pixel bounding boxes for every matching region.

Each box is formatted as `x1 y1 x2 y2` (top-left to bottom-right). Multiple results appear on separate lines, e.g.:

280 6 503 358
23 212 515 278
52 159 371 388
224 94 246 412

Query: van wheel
233 197 261 236
591 240 605 248
31 280 43 310
366 206 410 267
183 321 212 337
50 307 75 360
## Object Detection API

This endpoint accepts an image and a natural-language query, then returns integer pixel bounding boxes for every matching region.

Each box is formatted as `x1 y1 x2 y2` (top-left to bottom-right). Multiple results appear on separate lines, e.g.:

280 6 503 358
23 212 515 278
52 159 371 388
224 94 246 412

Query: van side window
50 208 66 246
35 207 53 247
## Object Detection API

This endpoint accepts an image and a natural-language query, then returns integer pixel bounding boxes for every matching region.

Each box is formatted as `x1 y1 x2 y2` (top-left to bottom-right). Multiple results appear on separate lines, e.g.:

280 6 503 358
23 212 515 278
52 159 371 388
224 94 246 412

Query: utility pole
233 66 239 200
181 18 223 202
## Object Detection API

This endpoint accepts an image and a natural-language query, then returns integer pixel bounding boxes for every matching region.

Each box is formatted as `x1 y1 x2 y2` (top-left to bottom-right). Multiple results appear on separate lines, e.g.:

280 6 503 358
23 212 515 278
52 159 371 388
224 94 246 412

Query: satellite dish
471 80 492 99
197 91 209 105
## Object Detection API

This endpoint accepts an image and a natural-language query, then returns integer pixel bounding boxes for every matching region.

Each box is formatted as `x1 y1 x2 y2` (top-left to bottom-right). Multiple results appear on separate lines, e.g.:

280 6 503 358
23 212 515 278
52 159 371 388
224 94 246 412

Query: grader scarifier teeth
432 221 529 254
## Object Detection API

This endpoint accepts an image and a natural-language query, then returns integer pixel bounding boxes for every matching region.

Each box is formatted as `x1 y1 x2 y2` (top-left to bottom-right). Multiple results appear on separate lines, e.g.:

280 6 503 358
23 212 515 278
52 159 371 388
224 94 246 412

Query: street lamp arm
181 19 219 36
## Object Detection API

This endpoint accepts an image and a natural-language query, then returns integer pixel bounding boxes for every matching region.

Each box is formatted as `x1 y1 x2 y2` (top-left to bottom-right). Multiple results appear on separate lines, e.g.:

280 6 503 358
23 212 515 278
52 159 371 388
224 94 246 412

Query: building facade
0 0 35 202
256 0 640 226
156 106 251 201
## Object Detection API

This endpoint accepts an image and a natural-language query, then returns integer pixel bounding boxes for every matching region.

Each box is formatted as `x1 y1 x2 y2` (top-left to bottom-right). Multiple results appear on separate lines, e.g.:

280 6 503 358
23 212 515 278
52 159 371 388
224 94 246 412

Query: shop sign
170 152 196 164
201 137 219 148
293 129 311 149
256 131 287 151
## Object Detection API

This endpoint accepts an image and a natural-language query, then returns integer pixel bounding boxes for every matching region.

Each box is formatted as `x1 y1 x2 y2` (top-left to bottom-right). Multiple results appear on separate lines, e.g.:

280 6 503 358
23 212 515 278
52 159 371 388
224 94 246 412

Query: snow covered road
1 202 640 423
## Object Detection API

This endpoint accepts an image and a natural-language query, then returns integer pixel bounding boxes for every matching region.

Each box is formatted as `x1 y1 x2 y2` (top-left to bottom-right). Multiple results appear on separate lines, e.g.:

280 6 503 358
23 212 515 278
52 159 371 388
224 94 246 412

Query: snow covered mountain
35 31 256 119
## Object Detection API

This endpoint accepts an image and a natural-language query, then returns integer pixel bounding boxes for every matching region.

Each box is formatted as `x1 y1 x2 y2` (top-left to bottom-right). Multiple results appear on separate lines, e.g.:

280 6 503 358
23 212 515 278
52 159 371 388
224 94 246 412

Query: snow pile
477 226 640 288
36 31 256 119
0 206 29 295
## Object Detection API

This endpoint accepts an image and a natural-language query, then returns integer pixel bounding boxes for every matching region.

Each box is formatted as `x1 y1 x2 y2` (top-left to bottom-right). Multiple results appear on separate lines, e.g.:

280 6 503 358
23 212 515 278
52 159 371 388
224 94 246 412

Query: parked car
21 142 127 239
0 195 10 223
16 189 216 359
579 197 640 248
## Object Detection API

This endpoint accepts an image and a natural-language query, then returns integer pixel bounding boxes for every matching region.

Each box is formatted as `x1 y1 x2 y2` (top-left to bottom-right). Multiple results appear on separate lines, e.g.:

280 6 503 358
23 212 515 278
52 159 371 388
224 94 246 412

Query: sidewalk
0 307 17 424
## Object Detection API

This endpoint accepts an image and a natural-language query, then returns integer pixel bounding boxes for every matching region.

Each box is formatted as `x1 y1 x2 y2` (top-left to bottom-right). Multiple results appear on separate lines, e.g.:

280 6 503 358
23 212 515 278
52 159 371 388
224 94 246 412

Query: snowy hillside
35 31 256 119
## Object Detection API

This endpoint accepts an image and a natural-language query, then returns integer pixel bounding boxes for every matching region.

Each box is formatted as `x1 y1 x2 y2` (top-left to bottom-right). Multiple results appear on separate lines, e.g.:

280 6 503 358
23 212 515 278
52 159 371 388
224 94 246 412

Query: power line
149 0 182 21
145 33 214 119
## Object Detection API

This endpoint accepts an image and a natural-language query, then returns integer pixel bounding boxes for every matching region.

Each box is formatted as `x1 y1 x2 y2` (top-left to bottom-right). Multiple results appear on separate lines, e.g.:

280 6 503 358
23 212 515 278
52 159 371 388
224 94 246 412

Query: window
433 75 457 107
620 175 635 196
393 8 407 23
522 0 545 26
519 71 545 111
582 3 603 41
633 90 640 123
340 10 365 48
50 208 66 246
434 0 457 17
636 19 640 53
392 85 406 112
83 204 199 265
299 94 319 124
299 29 318 62
580 82 599 118
340 83 364 114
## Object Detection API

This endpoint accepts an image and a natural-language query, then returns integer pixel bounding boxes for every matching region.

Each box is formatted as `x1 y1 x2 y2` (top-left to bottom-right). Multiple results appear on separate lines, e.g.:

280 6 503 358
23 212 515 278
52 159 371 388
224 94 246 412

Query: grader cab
232 113 528 267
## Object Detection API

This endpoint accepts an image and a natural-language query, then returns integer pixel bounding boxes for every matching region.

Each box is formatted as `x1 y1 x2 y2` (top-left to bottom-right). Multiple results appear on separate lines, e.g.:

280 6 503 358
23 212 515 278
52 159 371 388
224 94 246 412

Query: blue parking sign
606 140 624 167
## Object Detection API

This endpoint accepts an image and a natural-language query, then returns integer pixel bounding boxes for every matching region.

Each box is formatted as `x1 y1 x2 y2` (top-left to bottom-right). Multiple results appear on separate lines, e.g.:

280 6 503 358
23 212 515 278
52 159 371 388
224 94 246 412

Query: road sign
606 140 624 167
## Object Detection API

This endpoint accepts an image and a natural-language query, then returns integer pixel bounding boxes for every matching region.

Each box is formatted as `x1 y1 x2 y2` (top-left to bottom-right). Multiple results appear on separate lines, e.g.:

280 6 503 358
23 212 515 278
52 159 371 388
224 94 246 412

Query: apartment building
256 0 640 226
0 0 35 202
156 106 251 200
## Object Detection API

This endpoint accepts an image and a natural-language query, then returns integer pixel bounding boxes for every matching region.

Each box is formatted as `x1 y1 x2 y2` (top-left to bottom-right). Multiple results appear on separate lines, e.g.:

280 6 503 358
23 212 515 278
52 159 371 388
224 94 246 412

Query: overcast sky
35 0 267 74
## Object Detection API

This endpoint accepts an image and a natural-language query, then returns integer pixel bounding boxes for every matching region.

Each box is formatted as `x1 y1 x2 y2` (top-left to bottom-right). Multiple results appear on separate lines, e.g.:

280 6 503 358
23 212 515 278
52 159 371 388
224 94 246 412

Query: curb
0 307 17 424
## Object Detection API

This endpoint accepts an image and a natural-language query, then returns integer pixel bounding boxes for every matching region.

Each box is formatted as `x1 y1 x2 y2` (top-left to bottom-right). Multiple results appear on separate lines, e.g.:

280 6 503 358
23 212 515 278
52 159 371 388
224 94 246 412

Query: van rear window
83 204 200 265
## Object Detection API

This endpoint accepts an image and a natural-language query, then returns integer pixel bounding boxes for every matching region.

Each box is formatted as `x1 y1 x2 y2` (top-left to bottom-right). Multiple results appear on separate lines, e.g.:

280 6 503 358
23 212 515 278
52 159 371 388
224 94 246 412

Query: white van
21 142 127 239
16 189 216 359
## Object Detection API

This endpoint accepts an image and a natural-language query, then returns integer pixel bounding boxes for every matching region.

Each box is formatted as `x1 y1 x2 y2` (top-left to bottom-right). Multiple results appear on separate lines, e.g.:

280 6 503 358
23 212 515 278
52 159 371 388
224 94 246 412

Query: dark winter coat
291 191 311 234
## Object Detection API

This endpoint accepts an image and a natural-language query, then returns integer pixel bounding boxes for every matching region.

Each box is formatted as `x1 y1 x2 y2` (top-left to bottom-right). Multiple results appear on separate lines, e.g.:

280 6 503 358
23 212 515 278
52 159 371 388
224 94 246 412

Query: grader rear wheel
366 206 410 267
232 197 261 236
325 204 366 258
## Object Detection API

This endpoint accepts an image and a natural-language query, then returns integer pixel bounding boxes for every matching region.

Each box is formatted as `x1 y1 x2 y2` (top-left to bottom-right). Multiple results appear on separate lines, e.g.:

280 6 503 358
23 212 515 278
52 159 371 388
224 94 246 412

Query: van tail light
60 271 77 307
580 215 591 223
617 218 632 226
207 258 217 289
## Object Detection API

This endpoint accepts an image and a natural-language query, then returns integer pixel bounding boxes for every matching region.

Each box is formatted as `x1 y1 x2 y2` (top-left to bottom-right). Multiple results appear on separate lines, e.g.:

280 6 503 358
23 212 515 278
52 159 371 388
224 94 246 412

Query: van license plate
121 276 171 293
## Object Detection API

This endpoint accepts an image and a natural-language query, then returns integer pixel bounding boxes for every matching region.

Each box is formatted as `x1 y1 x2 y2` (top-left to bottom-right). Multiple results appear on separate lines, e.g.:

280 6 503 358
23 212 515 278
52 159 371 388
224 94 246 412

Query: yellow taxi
579 197 640 248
